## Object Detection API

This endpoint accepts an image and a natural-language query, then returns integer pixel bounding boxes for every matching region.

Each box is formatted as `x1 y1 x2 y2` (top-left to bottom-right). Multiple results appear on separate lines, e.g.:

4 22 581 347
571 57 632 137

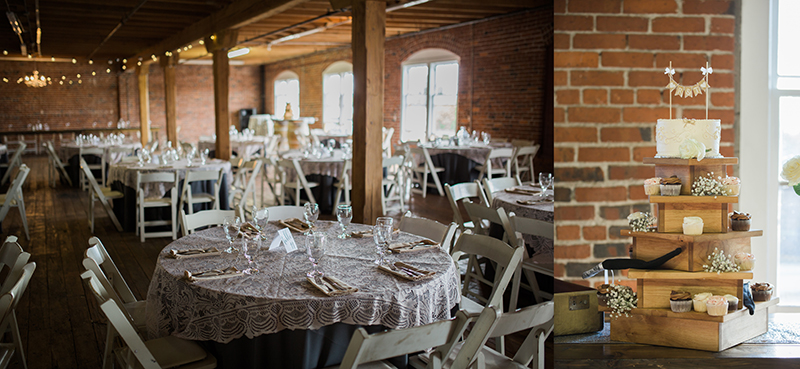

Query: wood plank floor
2 155 550 369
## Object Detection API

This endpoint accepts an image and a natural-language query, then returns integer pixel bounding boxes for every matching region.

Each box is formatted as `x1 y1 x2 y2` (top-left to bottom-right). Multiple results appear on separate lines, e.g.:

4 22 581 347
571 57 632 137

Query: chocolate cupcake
660 176 682 196
751 282 773 301
724 294 739 311
731 211 751 231
597 284 611 307
670 290 692 313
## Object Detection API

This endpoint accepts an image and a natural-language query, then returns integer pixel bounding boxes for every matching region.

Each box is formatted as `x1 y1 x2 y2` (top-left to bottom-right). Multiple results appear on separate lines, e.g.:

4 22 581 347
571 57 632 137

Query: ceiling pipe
87 0 148 60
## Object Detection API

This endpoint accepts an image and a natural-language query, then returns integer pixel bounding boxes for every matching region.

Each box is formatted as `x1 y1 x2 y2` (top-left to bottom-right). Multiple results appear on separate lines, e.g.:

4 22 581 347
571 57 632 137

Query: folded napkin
279 218 311 233
378 262 436 281
388 239 439 253
306 275 358 296
517 195 553 205
350 229 400 238
505 187 540 196
182 267 242 281
239 222 261 239
167 247 220 259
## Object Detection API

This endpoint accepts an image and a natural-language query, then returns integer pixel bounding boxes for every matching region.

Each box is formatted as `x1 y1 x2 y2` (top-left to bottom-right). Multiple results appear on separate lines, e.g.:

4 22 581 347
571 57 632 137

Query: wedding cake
655 118 721 158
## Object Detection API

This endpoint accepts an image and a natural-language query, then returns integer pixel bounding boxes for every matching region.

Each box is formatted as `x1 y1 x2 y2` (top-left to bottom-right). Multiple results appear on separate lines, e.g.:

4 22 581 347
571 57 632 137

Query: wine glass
539 172 554 193
223 216 241 253
306 233 325 278
241 236 259 274
373 217 393 265
253 207 270 240
336 204 353 239
303 203 319 233
201 148 209 165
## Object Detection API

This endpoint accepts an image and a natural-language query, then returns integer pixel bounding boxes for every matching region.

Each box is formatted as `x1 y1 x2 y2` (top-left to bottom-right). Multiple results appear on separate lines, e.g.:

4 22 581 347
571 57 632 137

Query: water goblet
253 207 270 240
223 216 241 253
303 203 319 233
373 217 393 265
539 172 554 193
306 233 325 278
241 236 259 274
201 148 210 165
336 204 353 239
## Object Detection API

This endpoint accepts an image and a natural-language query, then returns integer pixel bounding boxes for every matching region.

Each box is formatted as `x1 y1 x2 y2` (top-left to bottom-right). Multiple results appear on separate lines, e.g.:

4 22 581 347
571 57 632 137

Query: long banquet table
146 221 460 368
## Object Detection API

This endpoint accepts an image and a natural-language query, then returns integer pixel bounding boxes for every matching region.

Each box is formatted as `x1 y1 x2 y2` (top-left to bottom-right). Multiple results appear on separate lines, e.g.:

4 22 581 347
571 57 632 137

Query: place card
278 228 298 252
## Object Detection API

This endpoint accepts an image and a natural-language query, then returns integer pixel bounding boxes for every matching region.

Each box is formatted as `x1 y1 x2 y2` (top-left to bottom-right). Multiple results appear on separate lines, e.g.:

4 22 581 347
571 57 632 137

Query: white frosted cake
655 118 721 158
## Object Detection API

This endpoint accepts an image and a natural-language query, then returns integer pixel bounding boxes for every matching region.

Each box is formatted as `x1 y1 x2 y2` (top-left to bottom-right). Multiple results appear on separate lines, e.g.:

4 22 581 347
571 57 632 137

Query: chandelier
18 70 49 88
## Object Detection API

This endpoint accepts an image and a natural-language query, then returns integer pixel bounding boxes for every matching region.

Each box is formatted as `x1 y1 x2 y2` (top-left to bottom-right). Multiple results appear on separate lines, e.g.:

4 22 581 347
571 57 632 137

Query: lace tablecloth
199 137 267 159
491 185 554 256
59 142 142 164
146 222 461 343
281 149 347 180
107 159 232 198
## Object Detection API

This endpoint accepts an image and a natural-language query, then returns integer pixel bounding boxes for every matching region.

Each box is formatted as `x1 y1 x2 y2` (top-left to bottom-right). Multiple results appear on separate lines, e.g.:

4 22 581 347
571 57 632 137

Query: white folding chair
333 158 352 209
136 171 179 242
0 262 35 369
444 182 483 233
446 302 554 369
475 147 514 181
334 310 470 369
409 146 445 197
179 168 223 215
0 165 30 240
380 155 406 215
0 236 30 296
81 270 217 369
398 212 457 253
510 145 540 184
278 158 318 206
229 159 263 218
0 142 25 187
108 145 136 164
181 209 236 236
462 200 515 244
80 147 106 190
382 127 395 158
44 141 73 187
80 158 124 233
482 176 521 204
264 205 305 221
261 156 284 206
509 214 555 308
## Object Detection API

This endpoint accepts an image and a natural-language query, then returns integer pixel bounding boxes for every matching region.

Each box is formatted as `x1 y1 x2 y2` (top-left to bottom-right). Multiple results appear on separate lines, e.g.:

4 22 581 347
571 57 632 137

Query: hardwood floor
2 155 549 369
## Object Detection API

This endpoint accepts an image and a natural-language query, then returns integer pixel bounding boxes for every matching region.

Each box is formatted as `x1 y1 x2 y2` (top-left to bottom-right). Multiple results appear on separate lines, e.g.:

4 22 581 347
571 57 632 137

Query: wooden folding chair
380 155 406 215
44 141 73 187
444 182 483 234
510 145 540 184
80 146 106 190
333 158 352 208
80 158 123 233
0 165 30 240
0 262 35 369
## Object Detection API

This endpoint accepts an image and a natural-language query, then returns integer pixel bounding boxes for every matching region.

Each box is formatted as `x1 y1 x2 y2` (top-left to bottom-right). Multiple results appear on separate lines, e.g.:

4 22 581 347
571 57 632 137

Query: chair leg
89 196 95 233
139 203 145 243
510 264 523 311
10 313 26 369
17 197 29 240
523 268 544 304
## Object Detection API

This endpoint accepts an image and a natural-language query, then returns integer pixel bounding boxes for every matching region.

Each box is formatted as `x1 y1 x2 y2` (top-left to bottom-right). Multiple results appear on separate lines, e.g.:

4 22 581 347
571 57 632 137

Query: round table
146 221 460 367
414 142 512 185
491 185 554 256
199 137 267 159
280 149 348 213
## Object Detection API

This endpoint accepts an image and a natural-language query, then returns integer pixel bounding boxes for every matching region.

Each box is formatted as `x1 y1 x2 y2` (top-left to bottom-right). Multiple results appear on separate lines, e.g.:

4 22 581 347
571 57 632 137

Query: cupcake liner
707 302 729 316
670 299 692 313
731 219 751 231
752 290 772 301
644 184 660 195
660 184 681 196
725 183 741 196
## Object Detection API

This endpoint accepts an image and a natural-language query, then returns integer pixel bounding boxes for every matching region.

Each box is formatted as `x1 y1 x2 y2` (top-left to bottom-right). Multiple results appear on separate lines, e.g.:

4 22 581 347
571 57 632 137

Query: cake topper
664 61 712 119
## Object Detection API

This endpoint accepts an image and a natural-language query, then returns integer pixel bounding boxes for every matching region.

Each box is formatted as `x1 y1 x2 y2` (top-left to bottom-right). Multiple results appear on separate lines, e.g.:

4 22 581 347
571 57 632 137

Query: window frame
322 61 354 133
400 58 460 142
273 71 300 119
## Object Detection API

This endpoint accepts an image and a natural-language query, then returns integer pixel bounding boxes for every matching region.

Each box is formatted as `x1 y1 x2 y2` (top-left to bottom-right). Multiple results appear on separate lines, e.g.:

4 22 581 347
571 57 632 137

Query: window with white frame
274 70 300 119
322 61 353 133
772 0 800 306
400 49 460 142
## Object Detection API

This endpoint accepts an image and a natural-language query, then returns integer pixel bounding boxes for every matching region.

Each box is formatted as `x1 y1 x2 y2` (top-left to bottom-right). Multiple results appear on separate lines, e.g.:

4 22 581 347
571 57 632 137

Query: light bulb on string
199 40 204 45
91 71 96 76
108 60 113 65
27 54 32 59
137 61 141 66
2 78 7 83
71 58 76 63
122 65 126 70
76 74 81 78
69 80 73 85
188 45 192 49
61 76 65 80
122 59 127 63
2 50 7 55
78 80 82 84
106 68 111 73
50 57 54 61
59 81 63 85
89 60 93 65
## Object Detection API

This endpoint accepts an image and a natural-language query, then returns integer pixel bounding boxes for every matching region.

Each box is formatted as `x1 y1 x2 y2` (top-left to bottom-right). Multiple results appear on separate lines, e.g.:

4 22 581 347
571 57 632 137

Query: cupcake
683 216 704 236
723 177 741 196
724 294 739 311
706 295 729 316
730 211 751 231
669 290 693 313
734 252 755 271
644 177 661 196
660 176 682 196
693 292 712 312
751 282 773 301
597 284 611 307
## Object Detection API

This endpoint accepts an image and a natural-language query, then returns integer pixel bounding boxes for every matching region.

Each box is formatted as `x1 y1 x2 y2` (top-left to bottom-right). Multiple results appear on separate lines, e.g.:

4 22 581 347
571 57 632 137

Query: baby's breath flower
627 212 656 232
702 248 740 274
692 172 728 196
607 284 637 319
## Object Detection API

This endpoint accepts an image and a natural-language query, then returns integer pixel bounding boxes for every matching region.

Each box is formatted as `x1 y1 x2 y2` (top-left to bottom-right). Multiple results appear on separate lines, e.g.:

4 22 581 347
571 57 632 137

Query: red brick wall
554 0 737 288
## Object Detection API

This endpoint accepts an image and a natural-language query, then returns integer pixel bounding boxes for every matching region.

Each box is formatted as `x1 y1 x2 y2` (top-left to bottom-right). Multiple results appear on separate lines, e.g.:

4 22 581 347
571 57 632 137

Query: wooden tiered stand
612 157 778 352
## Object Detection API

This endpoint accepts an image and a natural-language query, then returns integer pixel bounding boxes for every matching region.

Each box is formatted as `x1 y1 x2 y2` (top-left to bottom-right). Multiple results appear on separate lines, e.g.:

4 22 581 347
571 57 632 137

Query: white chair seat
117 335 215 369
418 342 528 369
143 197 174 205
323 361 397 369
189 193 215 203
285 181 319 189
412 165 445 173
101 187 124 198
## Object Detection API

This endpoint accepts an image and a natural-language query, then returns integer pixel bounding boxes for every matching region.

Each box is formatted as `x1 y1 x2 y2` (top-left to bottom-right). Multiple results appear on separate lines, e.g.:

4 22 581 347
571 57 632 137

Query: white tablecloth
198 137 268 160
59 142 142 164
280 149 347 180
146 221 461 343
107 159 232 198
491 185 554 256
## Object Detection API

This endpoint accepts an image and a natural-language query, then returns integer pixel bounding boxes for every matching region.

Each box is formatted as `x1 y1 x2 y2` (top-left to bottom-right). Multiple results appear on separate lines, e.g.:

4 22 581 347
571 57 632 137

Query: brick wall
554 0 738 288
262 8 553 170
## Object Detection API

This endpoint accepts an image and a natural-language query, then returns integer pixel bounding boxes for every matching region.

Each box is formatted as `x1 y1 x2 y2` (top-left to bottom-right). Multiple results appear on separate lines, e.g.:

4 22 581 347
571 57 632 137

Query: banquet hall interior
0 0 553 368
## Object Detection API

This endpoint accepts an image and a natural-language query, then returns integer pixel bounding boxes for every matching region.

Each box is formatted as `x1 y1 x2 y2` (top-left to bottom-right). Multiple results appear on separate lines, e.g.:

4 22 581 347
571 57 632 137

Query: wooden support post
136 65 150 147
351 0 385 224
161 55 178 144
205 30 238 160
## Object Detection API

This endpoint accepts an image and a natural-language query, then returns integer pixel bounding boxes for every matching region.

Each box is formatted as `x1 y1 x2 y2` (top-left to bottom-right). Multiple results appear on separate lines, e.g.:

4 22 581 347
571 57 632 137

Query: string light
106 68 110 73
50 57 55 61
89 60 93 64
27 54 32 59
198 40 204 45
76 74 81 78
71 58 76 63
2 78 6 83
2 50 7 55
108 60 113 65
69 80 73 85
78 80 82 84
61 76 65 80
121 65 126 70
59 81 63 85
91 71 96 76
122 58 127 63
188 45 192 49
137 61 142 66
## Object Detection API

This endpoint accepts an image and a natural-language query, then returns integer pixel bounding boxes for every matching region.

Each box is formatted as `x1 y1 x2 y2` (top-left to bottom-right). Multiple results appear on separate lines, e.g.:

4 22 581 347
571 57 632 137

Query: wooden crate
650 195 737 233
610 299 778 352
628 269 751 309
643 157 738 196
623 229 760 272
554 279 604 336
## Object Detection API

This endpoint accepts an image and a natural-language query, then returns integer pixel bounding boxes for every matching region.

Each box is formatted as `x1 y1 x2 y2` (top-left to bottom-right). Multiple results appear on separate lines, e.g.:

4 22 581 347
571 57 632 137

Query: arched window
322 61 354 132
274 70 300 119
401 48 460 142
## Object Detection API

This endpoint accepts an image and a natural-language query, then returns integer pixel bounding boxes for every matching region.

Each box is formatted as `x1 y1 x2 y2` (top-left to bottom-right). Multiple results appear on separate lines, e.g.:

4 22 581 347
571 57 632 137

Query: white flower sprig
627 211 655 233
703 248 741 274
691 172 728 196
608 284 637 319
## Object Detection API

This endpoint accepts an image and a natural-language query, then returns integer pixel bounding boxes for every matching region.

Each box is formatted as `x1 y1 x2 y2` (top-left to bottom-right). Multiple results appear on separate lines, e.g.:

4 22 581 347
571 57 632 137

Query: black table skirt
110 173 230 232
282 174 338 215
428 153 482 186
67 154 104 188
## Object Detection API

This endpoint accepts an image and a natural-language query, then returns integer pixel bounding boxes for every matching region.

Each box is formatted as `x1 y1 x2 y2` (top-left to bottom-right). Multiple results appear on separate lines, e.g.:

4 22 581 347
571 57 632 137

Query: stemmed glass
303 203 319 233
336 204 353 239
373 217 393 265
253 207 270 240
539 172 554 193
223 216 241 253
306 233 325 278
240 236 259 274
201 148 209 165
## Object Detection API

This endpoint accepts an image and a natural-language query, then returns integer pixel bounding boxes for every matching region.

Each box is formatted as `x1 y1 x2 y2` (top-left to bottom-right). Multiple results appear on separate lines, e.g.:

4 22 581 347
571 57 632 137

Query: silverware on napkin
168 247 220 258
388 239 439 253
183 266 241 281
379 261 435 281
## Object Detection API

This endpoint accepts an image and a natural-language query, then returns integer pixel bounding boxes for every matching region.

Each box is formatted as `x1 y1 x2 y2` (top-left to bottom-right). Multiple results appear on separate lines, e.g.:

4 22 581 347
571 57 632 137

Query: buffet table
146 221 460 368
